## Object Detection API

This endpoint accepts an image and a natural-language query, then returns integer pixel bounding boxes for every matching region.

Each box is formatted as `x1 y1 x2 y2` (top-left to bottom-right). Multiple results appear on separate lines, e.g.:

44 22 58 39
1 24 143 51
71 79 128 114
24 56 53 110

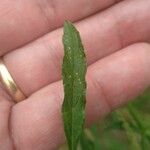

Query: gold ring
0 59 26 102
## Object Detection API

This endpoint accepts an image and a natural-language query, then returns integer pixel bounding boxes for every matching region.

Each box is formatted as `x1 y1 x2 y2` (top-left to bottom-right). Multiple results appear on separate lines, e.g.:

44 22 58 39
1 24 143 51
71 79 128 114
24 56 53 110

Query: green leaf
80 128 101 150
80 130 95 150
113 110 141 150
62 21 87 150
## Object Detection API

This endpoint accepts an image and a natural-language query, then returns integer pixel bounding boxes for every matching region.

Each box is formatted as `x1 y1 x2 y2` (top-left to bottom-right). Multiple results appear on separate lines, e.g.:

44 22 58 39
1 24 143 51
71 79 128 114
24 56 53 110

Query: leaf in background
62 21 87 150
114 110 141 150
80 130 95 150
80 128 101 150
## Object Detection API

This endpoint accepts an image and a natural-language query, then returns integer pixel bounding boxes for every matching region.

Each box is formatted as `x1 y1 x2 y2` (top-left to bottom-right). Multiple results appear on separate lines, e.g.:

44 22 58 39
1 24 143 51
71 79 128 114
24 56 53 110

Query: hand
0 0 150 149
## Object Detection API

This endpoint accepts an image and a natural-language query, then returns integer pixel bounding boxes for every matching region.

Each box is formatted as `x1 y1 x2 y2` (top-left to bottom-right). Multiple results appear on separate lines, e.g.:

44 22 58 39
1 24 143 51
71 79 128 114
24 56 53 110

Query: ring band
0 59 26 102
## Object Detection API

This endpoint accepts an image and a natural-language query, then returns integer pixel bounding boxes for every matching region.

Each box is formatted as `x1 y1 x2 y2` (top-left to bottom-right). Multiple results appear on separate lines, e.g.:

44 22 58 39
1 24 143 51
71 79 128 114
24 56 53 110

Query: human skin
0 0 150 149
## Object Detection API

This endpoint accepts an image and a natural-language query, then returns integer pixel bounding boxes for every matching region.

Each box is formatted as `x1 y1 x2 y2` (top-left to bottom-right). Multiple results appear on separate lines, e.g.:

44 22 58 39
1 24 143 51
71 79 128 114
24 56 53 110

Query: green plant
62 21 87 150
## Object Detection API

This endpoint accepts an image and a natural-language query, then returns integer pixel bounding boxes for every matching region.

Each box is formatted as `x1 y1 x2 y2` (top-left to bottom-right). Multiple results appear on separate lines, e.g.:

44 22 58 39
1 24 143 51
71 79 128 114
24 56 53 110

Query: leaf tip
64 20 73 26
64 20 77 32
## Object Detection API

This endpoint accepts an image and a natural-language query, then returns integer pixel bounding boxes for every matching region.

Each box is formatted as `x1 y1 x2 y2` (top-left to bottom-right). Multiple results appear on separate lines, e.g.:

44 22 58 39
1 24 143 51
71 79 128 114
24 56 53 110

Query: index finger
0 0 121 55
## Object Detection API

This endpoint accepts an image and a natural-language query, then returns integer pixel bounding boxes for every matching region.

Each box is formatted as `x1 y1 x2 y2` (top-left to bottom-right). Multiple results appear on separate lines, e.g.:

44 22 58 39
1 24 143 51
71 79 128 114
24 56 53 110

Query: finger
11 43 150 150
0 85 14 149
3 0 150 96
0 0 120 55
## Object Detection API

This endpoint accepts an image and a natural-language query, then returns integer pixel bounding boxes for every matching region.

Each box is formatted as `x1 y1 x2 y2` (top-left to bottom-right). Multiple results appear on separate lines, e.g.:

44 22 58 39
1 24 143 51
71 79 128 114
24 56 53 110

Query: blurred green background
60 88 150 150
